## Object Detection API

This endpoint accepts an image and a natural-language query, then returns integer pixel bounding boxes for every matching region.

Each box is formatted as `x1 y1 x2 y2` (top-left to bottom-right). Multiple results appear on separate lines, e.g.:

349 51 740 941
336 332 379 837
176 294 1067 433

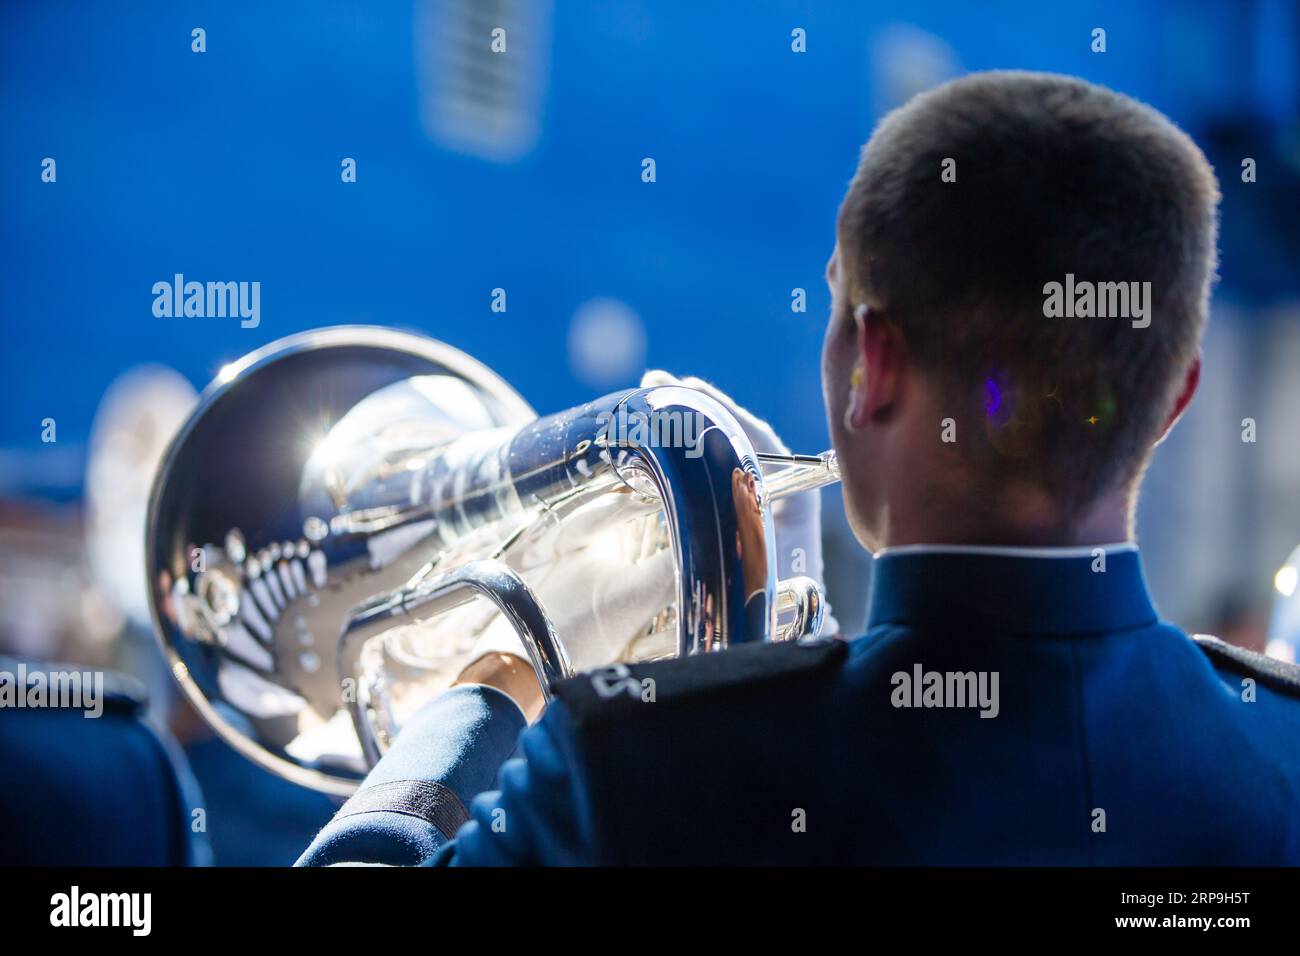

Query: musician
0 657 210 865
299 71 1300 866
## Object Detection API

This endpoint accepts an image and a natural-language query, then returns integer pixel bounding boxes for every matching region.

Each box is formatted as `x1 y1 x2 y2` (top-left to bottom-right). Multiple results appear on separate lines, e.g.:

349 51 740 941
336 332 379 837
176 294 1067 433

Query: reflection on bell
148 326 837 794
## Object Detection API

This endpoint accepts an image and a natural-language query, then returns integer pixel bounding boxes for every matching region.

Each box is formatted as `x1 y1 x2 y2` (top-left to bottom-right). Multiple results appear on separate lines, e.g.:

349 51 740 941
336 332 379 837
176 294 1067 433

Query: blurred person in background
0 366 335 865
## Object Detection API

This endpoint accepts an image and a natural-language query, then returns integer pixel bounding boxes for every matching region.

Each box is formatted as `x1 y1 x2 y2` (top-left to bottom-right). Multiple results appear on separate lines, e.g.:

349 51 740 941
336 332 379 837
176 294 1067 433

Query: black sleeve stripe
335 779 470 838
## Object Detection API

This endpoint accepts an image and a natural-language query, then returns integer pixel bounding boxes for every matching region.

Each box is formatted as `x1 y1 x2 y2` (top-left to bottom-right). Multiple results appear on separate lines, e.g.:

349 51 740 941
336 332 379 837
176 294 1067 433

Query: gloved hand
640 370 840 637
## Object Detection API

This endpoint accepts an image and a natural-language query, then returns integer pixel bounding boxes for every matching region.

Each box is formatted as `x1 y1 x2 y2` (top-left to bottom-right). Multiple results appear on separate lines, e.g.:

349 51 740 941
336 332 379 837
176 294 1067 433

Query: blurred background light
567 296 646 388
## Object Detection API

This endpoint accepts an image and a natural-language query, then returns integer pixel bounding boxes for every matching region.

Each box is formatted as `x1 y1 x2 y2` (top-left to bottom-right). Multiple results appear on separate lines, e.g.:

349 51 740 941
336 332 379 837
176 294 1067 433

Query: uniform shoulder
1191 634 1300 700
550 637 848 728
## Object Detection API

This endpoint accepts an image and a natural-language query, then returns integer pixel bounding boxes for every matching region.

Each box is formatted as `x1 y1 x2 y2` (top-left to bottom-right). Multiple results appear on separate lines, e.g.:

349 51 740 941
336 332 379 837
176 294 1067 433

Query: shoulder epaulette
551 637 847 727
1192 634 1300 699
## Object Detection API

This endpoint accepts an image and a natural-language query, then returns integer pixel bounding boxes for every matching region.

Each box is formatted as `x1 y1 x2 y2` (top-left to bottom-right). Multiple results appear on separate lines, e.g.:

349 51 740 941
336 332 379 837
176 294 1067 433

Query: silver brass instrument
146 327 839 794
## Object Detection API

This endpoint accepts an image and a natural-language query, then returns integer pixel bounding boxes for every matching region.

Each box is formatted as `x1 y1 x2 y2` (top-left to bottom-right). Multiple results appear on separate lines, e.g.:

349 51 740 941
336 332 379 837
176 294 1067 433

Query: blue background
1 0 1298 646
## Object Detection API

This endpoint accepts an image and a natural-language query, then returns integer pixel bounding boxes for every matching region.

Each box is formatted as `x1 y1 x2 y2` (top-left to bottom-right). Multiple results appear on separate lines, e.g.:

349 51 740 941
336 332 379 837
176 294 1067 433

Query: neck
873 475 1134 551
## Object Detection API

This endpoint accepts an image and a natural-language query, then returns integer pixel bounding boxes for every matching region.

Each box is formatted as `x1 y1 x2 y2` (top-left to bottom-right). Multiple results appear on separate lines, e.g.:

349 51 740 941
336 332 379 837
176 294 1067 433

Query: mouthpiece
758 450 840 501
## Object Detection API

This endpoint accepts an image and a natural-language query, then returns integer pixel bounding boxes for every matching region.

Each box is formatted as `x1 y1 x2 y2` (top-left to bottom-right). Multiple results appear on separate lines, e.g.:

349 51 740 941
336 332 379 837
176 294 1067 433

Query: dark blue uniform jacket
0 659 208 865
299 549 1300 865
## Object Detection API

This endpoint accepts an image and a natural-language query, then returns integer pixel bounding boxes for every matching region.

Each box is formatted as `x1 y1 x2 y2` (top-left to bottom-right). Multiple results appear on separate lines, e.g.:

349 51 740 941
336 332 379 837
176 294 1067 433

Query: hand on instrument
640 369 840 637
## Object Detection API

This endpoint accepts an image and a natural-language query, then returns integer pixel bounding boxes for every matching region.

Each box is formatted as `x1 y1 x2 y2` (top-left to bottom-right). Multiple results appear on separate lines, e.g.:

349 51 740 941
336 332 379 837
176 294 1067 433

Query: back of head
838 70 1220 507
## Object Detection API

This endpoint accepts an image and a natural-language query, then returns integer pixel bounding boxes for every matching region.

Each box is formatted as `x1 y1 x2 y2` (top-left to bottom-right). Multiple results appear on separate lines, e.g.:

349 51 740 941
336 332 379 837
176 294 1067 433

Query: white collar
873 542 1137 560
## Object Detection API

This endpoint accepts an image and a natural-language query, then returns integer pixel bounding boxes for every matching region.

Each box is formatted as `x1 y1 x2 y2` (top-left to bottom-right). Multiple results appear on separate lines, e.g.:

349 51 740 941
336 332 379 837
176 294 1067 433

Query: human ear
1155 353 1200 444
847 304 906 430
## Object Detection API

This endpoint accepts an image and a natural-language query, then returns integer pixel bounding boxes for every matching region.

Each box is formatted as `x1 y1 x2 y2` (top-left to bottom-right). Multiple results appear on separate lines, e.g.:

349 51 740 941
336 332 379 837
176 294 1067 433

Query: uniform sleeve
296 684 528 866
425 701 601 866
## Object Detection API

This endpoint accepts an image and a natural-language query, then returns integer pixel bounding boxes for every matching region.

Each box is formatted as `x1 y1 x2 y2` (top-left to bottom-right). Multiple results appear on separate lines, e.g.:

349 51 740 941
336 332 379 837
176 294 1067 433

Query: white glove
640 370 840 637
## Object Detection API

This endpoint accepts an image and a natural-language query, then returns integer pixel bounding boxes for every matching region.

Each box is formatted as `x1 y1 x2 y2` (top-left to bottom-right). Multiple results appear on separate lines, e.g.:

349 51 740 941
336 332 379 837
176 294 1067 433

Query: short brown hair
838 70 1220 505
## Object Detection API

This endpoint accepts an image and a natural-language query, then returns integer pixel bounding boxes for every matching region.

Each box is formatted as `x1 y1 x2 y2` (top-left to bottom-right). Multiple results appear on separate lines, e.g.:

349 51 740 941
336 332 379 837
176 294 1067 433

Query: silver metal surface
758 451 840 501
775 576 826 643
146 325 839 793
147 327 536 794
341 559 569 766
